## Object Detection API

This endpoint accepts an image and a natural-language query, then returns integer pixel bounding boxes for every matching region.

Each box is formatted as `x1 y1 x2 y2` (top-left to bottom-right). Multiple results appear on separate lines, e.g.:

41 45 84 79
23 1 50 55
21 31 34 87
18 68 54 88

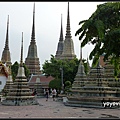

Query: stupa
1 15 12 66
2 33 38 106
55 14 64 59
33 77 44 97
60 2 76 60
25 3 41 75
65 46 120 108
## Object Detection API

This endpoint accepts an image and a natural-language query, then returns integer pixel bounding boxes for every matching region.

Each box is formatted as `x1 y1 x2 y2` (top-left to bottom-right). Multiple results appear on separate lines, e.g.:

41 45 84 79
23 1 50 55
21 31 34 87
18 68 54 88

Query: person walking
43 88 46 97
45 88 49 101
52 88 57 101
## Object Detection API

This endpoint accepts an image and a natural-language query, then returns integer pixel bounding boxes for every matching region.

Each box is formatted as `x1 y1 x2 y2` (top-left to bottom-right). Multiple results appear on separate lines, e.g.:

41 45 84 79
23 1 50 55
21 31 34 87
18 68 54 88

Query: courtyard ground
0 97 120 119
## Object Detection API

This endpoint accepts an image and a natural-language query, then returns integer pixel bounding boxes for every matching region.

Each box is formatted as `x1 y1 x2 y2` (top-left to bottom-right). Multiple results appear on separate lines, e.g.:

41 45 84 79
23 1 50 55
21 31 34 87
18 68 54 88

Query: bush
65 81 71 87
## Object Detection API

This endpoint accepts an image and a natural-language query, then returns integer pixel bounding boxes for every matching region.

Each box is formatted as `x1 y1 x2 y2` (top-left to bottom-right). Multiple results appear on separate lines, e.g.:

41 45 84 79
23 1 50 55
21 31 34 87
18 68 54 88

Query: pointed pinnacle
20 32 23 66
65 2 71 39
31 2 35 43
59 14 63 41
5 15 9 50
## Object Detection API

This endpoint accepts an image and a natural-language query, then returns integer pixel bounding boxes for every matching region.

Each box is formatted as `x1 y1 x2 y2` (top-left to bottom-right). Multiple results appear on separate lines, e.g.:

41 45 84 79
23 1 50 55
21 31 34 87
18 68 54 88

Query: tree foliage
42 55 79 85
11 61 19 81
65 80 71 86
23 63 30 79
49 78 61 90
42 55 62 78
75 2 120 78
64 80 72 93
42 55 89 86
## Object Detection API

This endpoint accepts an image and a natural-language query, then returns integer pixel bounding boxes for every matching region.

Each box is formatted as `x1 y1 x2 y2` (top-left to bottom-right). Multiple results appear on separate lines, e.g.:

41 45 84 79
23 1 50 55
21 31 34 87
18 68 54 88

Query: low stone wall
2 98 39 106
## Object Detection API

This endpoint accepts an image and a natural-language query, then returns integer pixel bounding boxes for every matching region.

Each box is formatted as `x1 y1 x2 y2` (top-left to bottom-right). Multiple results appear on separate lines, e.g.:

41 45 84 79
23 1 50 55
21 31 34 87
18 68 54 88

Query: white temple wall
0 76 7 92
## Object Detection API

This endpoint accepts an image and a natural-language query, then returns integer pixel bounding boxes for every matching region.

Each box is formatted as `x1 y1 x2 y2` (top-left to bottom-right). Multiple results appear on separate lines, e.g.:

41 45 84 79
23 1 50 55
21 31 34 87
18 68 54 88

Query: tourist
32 89 37 96
43 88 46 96
45 88 49 101
52 88 57 101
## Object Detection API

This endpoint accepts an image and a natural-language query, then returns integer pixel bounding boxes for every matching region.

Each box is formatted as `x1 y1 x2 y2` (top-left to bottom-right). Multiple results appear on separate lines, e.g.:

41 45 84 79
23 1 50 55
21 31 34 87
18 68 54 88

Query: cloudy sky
0 2 105 69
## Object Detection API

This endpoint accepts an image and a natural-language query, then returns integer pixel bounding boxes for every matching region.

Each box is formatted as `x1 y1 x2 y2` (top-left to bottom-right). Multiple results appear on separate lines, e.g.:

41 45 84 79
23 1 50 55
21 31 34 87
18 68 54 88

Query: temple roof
28 74 54 84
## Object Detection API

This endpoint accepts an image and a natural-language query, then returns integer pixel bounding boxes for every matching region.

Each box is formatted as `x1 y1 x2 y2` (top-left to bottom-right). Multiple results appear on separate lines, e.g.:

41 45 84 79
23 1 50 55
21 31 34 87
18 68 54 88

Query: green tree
23 63 30 79
11 61 19 81
83 59 90 75
42 55 79 86
75 2 120 78
42 55 90 88
42 55 62 78
11 61 30 81
49 78 61 91
64 80 72 93
62 58 79 85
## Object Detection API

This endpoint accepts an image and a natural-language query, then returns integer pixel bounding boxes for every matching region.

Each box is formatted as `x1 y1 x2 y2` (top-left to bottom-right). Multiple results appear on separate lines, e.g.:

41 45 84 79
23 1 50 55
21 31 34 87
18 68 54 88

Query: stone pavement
0 97 120 118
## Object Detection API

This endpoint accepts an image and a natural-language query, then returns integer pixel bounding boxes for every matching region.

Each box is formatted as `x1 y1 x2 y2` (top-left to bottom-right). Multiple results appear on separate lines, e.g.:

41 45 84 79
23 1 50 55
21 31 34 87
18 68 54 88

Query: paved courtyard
0 97 120 118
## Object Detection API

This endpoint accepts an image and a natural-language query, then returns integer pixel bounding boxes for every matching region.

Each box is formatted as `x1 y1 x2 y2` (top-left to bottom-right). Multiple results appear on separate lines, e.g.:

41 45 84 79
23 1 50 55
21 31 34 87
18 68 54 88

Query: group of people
31 88 57 101
44 88 57 101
